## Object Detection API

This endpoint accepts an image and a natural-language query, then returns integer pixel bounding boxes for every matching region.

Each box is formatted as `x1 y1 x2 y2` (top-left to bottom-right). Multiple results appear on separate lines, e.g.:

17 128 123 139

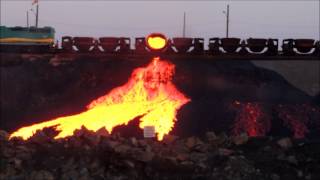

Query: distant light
146 33 167 51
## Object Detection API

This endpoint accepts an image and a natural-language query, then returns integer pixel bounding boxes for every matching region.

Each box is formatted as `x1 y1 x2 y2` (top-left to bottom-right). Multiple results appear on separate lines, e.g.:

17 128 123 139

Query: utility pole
27 11 29 27
223 4 230 38
35 3 39 28
183 12 186 37
226 4 230 38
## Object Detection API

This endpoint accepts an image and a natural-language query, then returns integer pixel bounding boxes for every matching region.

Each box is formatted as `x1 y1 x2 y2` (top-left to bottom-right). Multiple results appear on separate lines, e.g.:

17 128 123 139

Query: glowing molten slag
10 57 190 141
146 35 167 50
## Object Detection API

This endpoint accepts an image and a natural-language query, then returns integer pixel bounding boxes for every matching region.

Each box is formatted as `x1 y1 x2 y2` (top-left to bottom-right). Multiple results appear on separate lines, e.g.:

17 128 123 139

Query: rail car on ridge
1 26 319 56
0 26 55 53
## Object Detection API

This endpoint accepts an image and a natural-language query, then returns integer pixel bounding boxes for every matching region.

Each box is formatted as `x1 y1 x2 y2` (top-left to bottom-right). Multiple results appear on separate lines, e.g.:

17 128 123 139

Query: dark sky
1 0 319 42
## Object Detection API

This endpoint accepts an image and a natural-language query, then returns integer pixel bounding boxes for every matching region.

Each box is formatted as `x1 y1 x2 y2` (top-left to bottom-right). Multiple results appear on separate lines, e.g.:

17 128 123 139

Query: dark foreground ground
1 53 319 180
1 128 320 180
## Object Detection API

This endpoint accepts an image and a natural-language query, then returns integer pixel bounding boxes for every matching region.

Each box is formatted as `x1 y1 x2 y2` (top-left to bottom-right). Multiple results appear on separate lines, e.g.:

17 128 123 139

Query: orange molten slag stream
10 57 190 141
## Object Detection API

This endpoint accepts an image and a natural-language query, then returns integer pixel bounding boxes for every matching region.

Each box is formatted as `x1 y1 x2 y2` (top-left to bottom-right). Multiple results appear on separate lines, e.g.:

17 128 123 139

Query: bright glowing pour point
10 57 190 141
146 33 167 51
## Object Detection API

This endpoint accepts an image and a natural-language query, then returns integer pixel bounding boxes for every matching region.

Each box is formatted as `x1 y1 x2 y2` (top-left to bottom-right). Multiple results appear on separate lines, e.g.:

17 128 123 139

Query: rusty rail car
58 36 320 56
1 36 320 57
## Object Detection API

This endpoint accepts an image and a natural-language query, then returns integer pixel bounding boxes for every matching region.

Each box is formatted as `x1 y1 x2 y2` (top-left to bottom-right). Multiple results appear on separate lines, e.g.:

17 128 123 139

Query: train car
0 26 55 53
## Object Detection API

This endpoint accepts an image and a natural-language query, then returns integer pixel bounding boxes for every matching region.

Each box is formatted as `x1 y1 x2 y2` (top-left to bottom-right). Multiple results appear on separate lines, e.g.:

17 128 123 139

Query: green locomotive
0 26 55 53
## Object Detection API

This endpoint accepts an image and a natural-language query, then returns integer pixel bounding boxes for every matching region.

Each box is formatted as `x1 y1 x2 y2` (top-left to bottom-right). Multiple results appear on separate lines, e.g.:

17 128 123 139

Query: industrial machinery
1 26 319 57
282 39 319 55
0 26 55 53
